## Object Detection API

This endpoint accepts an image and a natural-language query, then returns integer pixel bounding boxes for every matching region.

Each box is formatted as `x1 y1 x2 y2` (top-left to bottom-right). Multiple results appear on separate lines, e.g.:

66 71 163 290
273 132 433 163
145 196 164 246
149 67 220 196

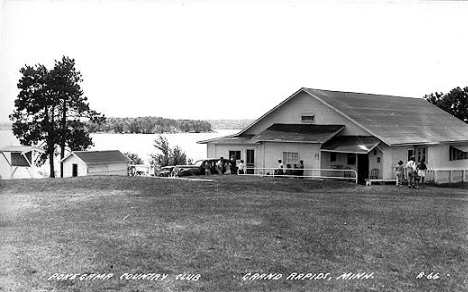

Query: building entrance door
357 154 369 183
72 164 78 177
246 149 255 174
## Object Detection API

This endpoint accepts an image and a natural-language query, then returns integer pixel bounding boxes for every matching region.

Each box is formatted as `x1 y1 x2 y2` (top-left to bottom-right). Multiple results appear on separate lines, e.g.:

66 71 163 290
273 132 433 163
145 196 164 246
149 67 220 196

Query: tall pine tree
10 56 105 178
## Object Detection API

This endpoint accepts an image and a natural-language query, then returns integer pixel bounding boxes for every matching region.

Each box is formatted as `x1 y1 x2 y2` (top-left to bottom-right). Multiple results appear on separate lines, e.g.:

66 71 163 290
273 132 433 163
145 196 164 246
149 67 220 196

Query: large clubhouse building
199 88 468 183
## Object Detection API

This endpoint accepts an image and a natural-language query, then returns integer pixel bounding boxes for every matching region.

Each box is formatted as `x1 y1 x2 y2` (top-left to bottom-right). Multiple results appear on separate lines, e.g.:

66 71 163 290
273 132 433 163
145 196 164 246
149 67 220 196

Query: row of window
449 146 468 161
229 146 434 166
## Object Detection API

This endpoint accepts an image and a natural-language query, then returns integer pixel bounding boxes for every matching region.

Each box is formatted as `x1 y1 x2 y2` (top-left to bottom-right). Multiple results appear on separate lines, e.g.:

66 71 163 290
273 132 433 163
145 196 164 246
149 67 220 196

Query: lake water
89 130 238 163
0 129 239 178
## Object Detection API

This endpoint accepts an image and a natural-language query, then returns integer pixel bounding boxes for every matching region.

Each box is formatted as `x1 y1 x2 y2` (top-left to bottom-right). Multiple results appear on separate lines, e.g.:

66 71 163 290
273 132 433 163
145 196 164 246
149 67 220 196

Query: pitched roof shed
61 150 130 164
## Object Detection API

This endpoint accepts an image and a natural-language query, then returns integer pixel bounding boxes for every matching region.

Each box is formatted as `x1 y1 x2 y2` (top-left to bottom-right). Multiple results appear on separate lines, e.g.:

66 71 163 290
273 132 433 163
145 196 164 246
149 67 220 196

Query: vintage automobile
172 158 221 177
158 166 175 177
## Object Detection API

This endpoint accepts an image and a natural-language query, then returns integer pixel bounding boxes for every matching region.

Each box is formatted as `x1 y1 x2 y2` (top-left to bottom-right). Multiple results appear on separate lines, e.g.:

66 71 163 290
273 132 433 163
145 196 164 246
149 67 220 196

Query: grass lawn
0 175 467 292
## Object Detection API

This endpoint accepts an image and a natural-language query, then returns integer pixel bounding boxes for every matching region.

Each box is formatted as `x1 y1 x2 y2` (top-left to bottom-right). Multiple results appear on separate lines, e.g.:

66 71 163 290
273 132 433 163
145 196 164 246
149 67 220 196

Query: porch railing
398 167 468 184
241 167 358 184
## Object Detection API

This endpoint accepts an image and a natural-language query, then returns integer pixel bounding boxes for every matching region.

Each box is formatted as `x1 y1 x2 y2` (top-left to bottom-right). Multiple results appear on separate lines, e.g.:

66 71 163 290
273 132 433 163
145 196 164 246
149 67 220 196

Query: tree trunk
44 103 55 178
60 99 67 178
49 145 55 178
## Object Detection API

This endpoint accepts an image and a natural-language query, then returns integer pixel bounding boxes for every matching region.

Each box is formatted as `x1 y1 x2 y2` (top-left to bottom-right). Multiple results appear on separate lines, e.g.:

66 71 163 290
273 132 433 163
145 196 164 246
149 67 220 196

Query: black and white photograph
1 0 468 291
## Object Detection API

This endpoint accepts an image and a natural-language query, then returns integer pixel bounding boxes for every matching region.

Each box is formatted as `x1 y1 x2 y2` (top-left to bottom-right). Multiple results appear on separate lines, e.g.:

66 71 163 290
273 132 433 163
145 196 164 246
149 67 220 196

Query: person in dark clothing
216 157 224 175
285 164 293 175
230 155 237 175
299 160 305 177
293 164 300 176
275 159 284 175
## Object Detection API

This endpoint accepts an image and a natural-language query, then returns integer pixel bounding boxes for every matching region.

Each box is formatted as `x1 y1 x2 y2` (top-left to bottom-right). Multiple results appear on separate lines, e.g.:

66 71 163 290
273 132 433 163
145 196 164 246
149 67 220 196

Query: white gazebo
0 145 45 179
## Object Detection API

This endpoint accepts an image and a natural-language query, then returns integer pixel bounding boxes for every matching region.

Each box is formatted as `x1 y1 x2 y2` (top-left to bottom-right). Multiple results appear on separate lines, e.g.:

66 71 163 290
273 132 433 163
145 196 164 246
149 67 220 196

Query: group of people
203 156 246 175
275 159 305 176
395 156 427 188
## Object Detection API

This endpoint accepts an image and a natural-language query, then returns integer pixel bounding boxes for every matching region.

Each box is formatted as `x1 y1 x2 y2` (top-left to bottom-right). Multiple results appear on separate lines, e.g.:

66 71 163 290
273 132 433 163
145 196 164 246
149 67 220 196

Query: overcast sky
1 0 468 123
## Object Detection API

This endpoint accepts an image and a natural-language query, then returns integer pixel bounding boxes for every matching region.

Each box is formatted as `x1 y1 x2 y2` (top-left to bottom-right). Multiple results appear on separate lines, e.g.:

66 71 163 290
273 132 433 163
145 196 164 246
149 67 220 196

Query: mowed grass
0 176 467 292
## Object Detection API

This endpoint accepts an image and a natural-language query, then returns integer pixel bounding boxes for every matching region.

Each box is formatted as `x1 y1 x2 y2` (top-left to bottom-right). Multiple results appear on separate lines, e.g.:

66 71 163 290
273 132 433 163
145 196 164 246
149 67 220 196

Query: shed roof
303 88 468 145
252 124 345 143
62 150 130 164
321 136 381 154
0 145 45 154
197 135 256 145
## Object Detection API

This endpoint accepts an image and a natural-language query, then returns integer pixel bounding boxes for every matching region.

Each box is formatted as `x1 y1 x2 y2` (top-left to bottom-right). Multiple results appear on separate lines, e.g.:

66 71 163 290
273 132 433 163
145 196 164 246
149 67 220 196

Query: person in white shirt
275 159 284 175
238 160 245 175
406 156 417 188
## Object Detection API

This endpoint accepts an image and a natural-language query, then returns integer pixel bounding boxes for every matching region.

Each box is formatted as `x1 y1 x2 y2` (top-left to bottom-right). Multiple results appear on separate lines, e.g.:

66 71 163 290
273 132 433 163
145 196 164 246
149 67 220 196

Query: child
224 161 231 175
417 158 427 185
203 160 211 175
238 160 245 175
395 160 404 186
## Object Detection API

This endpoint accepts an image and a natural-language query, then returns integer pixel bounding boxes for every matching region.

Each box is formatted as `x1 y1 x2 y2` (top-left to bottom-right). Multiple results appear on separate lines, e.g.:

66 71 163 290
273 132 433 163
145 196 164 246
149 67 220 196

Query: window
347 153 356 165
407 149 414 161
283 152 299 165
414 146 428 163
301 115 315 123
330 152 337 162
11 152 32 167
229 150 241 160
450 146 468 161
377 157 381 163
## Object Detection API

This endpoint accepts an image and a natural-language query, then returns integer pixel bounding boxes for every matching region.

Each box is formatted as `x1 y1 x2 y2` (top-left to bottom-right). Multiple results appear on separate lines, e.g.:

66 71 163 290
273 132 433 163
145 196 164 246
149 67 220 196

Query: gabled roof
321 136 381 154
252 124 344 144
61 150 130 164
238 87 468 145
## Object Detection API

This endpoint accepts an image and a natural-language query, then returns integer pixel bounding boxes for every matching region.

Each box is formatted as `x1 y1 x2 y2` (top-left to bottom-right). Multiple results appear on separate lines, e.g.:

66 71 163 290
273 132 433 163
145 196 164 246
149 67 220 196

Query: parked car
158 166 175 177
172 158 220 177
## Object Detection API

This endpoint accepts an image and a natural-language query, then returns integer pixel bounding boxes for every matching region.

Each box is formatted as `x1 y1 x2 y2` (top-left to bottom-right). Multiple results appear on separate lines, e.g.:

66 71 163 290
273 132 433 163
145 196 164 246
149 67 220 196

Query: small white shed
61 150 130 177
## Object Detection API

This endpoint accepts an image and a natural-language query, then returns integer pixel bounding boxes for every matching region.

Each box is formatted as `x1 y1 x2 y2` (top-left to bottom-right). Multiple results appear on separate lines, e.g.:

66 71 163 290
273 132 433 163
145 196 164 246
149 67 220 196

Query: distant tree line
86 117 212 134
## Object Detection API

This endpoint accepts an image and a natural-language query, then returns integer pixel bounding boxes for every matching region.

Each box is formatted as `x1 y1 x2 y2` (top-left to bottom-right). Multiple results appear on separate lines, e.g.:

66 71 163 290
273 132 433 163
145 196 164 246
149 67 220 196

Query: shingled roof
197 135 256 145
303 88 468 145
61 150 130 164
321 136 381 154
252 124 344 143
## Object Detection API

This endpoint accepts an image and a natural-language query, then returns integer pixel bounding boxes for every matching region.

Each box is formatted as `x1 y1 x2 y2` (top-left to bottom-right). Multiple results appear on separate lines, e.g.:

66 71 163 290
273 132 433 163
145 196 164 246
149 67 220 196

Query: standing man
299 160 305 177
230 155 237 175
406 156 417 188
216 157 224 175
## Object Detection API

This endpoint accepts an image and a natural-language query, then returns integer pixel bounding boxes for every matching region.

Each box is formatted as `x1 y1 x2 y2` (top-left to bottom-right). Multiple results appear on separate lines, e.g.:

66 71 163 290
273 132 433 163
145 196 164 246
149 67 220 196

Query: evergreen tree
10 56 104 178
